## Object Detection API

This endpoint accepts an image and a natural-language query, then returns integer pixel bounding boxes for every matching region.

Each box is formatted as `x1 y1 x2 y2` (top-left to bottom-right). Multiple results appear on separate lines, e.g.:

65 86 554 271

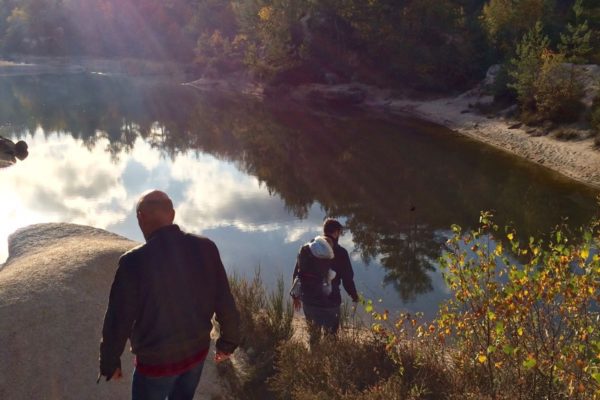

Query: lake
0 74 598 318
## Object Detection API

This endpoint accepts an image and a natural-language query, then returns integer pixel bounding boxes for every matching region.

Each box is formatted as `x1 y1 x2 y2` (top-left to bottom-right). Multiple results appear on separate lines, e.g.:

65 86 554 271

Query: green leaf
495 322 505 336
592 373 600 385
502 345 515 355
523 357 537 370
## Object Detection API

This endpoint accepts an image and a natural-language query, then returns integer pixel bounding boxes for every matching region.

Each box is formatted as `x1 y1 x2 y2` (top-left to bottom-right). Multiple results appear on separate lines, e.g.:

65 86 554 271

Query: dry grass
218 270 294 399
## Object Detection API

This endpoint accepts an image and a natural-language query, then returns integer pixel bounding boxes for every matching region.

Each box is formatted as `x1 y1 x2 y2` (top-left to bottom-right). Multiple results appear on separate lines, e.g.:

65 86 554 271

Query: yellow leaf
507 233 514 241
518 327 524 336
495 243 503 256
580 248 589 260
478 354 487 364
258 6 272 21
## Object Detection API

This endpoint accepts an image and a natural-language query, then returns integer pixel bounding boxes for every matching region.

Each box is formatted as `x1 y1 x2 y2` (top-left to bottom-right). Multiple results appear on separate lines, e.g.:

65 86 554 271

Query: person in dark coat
99 190 240 400
292 218 359 346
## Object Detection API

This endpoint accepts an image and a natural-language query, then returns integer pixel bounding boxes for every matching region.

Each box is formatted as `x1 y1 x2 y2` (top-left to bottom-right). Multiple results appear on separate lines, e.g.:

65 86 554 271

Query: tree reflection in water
0 75 597 302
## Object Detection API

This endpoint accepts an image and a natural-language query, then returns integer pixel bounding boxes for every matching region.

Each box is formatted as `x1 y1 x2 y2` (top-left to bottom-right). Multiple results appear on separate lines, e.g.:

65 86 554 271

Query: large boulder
0 223 230 399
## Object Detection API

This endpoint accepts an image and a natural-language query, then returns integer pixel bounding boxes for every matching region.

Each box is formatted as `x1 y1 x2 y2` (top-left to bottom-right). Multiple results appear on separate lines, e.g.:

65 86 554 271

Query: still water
0 74 598 318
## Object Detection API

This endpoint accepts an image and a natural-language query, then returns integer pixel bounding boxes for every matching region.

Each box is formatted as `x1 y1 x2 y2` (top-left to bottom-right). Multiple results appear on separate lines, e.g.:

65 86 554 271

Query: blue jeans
132 360 205 400
303 303 340 346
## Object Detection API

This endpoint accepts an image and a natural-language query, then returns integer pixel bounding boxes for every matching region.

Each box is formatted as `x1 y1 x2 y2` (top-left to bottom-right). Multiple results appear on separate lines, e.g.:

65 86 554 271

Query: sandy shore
377 93 600 190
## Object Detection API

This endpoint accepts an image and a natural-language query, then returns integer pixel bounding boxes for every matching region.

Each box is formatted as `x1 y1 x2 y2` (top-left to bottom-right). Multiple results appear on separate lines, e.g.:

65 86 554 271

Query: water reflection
0 75 598 316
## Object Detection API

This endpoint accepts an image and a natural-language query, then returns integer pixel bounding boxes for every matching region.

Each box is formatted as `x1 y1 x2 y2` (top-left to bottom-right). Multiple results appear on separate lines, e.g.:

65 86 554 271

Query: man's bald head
136 190 175 239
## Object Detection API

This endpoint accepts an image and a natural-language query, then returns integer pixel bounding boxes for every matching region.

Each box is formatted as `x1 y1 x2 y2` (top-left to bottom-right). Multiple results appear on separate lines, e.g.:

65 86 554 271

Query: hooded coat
293 235 359 307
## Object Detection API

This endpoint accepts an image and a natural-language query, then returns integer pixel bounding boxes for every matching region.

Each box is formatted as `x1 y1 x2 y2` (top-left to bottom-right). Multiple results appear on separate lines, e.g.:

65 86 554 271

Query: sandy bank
381 92 600 190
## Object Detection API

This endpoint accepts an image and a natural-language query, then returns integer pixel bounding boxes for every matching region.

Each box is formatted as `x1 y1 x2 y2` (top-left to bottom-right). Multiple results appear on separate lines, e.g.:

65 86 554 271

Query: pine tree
558 0 592 64
509 21 550 112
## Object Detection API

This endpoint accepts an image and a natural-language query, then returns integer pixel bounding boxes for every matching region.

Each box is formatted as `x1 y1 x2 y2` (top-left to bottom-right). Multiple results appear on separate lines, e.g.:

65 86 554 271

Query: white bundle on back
308 236 334 259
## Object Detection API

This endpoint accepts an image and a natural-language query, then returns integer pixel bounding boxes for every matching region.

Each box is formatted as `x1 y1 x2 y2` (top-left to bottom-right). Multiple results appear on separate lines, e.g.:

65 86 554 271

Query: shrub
509 22 548 113
269 306 457 400
533 52 583 123
438 211 600 399
510 22 584 124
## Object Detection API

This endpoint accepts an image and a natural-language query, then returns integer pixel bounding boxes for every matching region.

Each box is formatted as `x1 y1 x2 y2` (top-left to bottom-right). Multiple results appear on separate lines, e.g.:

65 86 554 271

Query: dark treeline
1 1 600 91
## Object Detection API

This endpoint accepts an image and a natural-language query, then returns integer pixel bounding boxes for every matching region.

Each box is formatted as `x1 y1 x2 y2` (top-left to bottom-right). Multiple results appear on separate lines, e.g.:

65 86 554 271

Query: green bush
510 22 584 123
533 53 583 123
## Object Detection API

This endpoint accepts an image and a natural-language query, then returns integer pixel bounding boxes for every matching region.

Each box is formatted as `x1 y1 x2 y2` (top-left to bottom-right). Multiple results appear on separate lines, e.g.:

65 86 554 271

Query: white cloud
0 131 318 263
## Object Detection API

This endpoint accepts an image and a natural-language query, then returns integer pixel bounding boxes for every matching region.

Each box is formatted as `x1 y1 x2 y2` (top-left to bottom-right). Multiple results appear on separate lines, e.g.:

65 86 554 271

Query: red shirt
135 347 209 377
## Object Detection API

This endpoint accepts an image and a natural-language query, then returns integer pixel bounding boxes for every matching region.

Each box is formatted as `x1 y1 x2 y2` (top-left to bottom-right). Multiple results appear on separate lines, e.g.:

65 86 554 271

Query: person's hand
293 297 302 312
214 351 231 363
111 368 123 381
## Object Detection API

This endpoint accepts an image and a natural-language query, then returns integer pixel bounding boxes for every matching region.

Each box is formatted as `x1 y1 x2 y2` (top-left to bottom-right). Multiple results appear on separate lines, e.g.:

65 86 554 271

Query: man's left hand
111 368 123 381
98 367 123 383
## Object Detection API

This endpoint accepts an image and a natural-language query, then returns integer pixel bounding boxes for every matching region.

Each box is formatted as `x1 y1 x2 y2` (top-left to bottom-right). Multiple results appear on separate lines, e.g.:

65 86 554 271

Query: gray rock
0 223 231 399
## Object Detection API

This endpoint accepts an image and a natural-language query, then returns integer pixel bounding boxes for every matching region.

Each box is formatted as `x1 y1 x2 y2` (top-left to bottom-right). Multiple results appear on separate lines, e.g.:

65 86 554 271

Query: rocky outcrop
0 223 230 399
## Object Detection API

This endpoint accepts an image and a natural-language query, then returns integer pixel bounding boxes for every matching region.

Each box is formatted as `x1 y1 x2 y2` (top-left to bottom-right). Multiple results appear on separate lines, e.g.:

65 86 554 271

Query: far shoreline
2 56 600 191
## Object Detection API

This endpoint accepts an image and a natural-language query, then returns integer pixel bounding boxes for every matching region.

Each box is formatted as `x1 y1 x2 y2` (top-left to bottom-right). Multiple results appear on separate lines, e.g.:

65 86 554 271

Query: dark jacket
293 236 359 307
99 224 240 377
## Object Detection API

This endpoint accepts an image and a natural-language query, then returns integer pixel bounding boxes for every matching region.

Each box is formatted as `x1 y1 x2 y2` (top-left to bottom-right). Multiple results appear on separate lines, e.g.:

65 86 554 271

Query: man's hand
111 368 123 381
292 297 302 311
98 367 123 384
214 351 231 363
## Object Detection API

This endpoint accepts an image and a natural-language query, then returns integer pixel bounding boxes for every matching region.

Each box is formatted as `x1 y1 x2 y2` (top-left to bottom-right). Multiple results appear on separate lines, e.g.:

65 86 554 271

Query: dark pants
303 303 340 346
132 360 205 400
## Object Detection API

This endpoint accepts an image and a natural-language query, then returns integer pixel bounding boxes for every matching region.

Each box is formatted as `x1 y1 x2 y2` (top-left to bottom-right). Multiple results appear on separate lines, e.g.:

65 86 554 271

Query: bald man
99 190 240 400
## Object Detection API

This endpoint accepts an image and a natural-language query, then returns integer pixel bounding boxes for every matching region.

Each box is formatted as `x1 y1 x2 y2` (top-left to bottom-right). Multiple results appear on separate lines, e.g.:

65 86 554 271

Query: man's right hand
292 297 302 311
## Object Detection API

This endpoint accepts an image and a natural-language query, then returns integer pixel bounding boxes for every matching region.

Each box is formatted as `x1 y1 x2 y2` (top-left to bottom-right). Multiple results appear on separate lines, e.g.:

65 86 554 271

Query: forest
0 0 599 92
